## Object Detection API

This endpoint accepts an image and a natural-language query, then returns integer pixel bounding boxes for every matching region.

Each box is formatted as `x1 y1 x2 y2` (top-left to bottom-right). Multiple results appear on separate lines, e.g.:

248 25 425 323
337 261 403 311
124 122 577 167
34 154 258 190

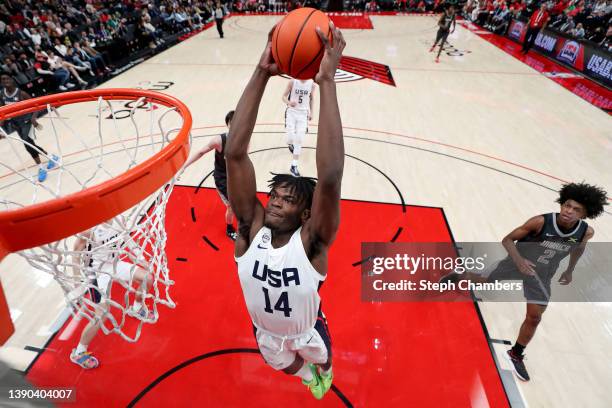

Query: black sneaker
506 350 530 381
290 165 300 177
226 230 238 241
288 144 294 153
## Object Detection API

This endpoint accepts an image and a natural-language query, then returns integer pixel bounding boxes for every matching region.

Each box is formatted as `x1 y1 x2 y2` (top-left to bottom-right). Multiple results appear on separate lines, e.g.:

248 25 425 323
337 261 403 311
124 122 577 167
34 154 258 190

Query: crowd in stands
345 0 611 50
231 0 322 12
0 0 234 96
0 0 610 98
463 0 611 50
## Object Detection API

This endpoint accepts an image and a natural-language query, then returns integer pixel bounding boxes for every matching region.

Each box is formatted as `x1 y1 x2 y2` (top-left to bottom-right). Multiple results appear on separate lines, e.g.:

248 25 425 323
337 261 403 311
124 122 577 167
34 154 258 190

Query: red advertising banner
508 20 527 42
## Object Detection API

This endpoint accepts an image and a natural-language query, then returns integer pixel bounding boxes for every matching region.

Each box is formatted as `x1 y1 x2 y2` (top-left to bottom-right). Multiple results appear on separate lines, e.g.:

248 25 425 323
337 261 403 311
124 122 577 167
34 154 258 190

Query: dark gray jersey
516 213 588 274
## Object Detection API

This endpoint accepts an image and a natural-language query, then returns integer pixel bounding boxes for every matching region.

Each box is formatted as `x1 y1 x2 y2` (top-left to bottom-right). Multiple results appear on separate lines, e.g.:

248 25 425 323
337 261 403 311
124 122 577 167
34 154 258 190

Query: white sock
294 364 313 382
291 159 298 167
75 343 87 355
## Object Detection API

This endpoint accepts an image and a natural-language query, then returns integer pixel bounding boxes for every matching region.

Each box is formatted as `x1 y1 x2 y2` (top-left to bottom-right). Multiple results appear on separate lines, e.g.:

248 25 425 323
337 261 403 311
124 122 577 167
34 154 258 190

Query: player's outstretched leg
70 302 105 369
431 28 444 54
290 142 301 177
436 34 448 63
70 320 100 369
507 303 546 381
225 204 237 240
290 115 307 177
429 40 438 52
286 116 298 175
128 266 154 319
286 112 296 152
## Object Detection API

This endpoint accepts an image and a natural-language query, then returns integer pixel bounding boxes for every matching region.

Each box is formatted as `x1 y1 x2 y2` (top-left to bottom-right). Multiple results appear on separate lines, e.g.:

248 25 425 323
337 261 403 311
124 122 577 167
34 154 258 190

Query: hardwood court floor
1 14 610 407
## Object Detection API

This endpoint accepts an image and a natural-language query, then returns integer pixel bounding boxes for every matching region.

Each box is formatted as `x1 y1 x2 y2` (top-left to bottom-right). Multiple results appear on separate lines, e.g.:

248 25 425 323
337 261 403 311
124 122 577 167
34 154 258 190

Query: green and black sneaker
302 364 325 399
319 367 333 395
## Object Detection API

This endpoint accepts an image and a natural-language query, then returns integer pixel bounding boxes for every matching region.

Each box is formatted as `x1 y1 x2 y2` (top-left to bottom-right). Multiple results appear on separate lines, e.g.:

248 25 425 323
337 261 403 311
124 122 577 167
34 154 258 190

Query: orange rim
0 89 192 259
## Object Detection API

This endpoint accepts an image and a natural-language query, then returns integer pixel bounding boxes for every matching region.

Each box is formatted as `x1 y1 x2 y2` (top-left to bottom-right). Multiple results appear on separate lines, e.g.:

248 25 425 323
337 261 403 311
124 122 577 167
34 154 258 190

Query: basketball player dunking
184 110 238 240
282 78 316 177
70 220 153 369
225 22 345 399
440 182 607 381
429 4 456 63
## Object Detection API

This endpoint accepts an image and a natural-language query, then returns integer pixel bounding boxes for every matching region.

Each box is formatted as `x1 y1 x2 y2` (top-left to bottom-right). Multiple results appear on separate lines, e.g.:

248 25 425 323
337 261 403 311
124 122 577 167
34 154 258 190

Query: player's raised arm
225 26 279 247
282 81 294 106
183 135 222 168
304 22 346 247
309 85 316 121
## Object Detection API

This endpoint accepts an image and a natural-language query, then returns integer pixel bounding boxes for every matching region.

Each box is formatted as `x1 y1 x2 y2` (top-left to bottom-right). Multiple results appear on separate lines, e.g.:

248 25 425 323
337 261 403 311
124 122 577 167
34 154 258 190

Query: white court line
9 308 22 322
471 372 491 408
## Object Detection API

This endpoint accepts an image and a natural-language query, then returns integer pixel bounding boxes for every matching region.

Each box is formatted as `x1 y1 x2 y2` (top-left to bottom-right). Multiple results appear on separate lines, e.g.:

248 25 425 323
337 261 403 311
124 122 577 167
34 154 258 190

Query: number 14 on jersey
262 287 292 317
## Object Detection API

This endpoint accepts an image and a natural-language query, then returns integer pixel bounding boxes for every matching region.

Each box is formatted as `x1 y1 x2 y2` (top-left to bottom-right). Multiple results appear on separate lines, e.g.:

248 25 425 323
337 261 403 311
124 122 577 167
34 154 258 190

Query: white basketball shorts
253 311 332 370
88 261 137 302
285 108 308 143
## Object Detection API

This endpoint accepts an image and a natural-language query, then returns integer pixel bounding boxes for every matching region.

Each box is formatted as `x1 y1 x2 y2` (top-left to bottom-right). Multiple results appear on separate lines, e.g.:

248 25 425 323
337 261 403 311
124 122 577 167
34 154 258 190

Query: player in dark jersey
429 4 456 63
0 73 59 182
440 182 607 381
184 111 238 240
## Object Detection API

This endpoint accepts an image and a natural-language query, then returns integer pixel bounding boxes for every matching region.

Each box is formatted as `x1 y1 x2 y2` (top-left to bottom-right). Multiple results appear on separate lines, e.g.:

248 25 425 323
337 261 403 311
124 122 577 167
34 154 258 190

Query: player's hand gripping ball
271 8 333 80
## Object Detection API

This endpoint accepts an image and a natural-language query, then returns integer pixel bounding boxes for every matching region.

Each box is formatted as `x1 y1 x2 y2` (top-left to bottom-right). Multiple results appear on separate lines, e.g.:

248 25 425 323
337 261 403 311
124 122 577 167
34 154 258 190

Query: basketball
271 8 333 80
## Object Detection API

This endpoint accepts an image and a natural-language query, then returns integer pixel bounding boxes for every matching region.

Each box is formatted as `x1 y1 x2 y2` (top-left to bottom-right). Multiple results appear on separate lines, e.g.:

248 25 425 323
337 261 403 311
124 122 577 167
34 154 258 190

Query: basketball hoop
0 89 192 343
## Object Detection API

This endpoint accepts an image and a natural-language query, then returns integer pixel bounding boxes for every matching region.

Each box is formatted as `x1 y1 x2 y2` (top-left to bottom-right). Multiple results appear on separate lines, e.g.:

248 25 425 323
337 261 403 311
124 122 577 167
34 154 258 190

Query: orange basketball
271 8 333 80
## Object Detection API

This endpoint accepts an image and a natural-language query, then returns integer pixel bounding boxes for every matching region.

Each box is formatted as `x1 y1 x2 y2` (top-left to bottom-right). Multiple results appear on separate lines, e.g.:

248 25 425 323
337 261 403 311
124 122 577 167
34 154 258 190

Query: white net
0 92 189 342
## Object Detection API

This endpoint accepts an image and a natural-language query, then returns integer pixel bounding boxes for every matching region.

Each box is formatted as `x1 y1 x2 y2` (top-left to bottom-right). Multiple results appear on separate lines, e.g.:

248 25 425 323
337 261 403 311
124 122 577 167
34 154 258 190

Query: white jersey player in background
69 220 153 369
282 78 316 177
226 22 345 399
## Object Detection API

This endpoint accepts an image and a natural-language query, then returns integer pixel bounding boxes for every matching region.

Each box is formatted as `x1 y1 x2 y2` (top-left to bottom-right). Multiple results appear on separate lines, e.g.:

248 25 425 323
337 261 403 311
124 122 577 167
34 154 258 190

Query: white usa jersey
236 226 325 336
87 223 122 269
289 79 313 112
